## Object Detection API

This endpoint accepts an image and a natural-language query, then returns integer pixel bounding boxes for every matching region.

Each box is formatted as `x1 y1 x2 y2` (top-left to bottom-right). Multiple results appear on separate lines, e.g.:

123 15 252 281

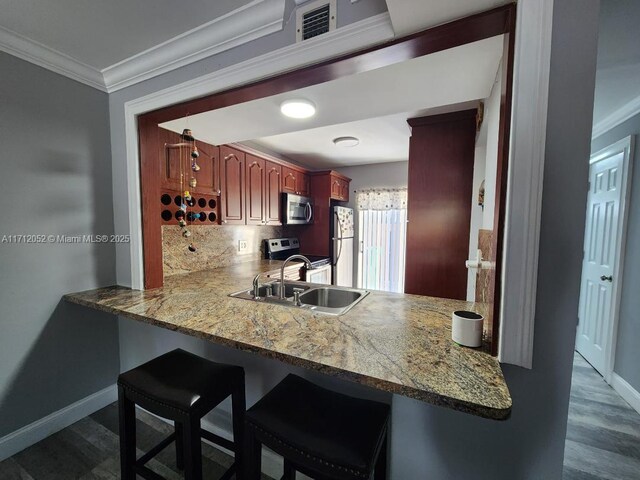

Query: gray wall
592 112 640 392
0 53 120 436
111 1 601 478
390 1 599 477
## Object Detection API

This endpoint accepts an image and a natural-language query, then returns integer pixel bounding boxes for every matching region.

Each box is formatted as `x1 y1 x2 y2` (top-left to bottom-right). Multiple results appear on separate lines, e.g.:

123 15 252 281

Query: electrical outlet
238 240 248 253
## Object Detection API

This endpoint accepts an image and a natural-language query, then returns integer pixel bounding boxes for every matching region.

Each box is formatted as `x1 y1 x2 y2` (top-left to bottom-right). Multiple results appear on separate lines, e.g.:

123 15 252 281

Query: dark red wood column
404 109 478 300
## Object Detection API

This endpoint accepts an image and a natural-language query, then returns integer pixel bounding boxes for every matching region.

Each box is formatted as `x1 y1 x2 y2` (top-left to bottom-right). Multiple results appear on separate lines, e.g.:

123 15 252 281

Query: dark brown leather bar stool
117 348 245 480
245 374 390 480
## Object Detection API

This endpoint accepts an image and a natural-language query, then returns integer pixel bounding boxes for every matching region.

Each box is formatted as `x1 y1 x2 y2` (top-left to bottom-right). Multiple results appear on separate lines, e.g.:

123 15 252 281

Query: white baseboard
0 384 117 462
610 373 640 415
0 385 307 478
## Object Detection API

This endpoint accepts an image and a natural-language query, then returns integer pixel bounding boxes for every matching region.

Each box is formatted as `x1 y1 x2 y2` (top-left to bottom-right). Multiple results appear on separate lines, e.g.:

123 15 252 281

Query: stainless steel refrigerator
331 206 354 287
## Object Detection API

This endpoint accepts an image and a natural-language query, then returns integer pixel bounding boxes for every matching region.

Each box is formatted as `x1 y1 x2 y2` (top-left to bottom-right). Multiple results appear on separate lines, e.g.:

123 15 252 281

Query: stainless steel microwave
282 193 313 225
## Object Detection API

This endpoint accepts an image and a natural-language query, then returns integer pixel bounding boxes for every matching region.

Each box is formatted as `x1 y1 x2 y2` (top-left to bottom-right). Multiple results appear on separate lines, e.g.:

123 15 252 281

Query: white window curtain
356 188 408 293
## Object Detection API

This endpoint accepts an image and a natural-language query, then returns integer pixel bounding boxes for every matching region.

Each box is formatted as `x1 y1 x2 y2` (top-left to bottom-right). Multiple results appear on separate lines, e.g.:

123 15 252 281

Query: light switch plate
238 240 248 253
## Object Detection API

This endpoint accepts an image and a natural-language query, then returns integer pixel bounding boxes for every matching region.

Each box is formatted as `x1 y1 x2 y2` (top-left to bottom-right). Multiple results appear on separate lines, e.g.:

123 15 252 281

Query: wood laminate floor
1 354 638 479
563 353 640 480
0 402 271 480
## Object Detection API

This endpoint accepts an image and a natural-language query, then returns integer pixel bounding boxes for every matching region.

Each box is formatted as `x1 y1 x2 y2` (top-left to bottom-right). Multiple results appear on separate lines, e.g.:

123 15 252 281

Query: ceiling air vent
296 0 336 42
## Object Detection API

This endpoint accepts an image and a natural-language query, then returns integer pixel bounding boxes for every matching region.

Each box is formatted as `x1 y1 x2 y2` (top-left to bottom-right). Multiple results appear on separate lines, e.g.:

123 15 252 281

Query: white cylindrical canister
451 310 484 348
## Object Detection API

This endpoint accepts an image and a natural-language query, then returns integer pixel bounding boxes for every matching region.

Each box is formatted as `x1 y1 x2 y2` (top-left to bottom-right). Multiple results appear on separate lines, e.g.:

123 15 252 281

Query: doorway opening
575 137 633 380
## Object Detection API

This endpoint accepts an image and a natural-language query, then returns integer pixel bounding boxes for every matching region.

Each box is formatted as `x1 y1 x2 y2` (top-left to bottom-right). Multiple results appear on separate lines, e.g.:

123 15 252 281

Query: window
356 189 408 293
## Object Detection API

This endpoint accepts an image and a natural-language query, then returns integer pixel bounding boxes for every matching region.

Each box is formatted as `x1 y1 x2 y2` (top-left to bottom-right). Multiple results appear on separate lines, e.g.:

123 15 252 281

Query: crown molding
0 0 287 94
592 94 640 139
102 0 286 92
0 25 106 91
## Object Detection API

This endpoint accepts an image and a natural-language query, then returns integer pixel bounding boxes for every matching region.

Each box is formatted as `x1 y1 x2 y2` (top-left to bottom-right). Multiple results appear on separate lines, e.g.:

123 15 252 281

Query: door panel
282 167 297 194
576 152 624 375
299 173 310 196
246 154 265 225
220 146 245 224
194 144 219 194
265 161 281 225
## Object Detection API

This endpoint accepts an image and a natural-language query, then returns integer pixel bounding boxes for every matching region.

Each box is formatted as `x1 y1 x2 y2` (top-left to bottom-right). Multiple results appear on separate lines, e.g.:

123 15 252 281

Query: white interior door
576 137 633 377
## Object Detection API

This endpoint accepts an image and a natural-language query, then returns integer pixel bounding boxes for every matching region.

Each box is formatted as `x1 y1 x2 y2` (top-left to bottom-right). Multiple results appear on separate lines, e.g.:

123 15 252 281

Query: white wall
482 61 503 231
467 61 502 300
467 145 486 300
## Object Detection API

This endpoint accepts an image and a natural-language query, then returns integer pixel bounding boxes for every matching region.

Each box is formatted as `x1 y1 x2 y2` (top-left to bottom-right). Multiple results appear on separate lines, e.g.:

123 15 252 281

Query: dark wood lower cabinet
404 110 477 300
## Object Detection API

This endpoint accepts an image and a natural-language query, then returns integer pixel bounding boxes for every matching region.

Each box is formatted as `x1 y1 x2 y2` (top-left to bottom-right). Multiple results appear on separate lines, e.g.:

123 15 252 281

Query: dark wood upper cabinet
282 166 298 194
299 173 311 196
329 174 349 202
282 166 310 196
298 170 352 256
404 110 477 300
220 145 246 225
246 154 266 225
265 161 282 225
159 127 220 197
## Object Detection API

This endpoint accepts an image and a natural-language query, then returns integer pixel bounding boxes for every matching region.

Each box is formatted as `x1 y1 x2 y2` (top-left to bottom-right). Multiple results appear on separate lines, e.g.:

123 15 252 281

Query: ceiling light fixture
280 99 316 119
333 136 360 147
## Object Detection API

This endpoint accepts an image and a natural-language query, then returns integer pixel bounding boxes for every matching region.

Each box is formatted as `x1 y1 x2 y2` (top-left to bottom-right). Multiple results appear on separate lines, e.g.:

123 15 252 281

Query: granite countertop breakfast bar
64 260 512 420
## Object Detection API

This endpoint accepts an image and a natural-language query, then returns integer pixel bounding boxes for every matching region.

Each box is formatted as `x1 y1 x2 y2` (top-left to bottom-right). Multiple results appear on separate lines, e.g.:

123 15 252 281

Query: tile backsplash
162 225 287 277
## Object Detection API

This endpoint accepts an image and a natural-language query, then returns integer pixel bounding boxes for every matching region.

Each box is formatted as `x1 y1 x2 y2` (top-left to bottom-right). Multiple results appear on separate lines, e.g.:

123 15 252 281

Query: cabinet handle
223 220 228 224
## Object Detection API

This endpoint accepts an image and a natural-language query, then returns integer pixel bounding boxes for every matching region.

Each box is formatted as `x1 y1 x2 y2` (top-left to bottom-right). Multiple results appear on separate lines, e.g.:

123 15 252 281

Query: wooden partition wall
404 110 478 301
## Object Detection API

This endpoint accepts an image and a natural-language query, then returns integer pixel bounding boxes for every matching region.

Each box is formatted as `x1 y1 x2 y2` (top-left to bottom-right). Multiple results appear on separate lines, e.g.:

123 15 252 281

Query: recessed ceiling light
280 99 316 119
333 136 360 147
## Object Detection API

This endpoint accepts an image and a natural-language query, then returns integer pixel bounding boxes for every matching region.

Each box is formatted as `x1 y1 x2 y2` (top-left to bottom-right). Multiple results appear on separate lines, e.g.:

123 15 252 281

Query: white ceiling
593 0 640 131
160 35 503 168
385 0 511 36
246 102 478 168
0 0 253 69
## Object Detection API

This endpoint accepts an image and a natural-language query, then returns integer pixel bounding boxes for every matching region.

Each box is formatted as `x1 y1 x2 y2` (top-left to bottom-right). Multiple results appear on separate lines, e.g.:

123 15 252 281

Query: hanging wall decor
164 126 201 253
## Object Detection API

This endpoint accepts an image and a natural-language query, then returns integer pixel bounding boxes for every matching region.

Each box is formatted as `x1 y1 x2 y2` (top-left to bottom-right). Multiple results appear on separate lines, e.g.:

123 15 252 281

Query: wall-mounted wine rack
160 192 220 225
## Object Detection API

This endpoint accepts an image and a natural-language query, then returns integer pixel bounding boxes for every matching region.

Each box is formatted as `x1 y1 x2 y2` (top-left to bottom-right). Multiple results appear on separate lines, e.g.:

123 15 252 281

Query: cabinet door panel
163 147 182 191
282 166 297 194
265 161 281 225
220 146 245 224
299 173 311 196
193 144 219 194
246 154 265 225
340 179 349 201
330 177 342 199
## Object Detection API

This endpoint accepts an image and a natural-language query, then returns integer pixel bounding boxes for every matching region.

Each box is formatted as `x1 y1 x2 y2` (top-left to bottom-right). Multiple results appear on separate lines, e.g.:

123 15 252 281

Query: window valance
355 188 408 211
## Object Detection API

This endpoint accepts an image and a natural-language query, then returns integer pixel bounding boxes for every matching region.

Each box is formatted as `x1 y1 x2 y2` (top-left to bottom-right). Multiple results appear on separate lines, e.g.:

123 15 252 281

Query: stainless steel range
264 237 332 284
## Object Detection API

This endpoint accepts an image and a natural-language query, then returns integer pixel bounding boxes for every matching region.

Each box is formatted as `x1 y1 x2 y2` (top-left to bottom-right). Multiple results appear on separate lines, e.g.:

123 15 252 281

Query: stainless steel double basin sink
229 280 369 316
